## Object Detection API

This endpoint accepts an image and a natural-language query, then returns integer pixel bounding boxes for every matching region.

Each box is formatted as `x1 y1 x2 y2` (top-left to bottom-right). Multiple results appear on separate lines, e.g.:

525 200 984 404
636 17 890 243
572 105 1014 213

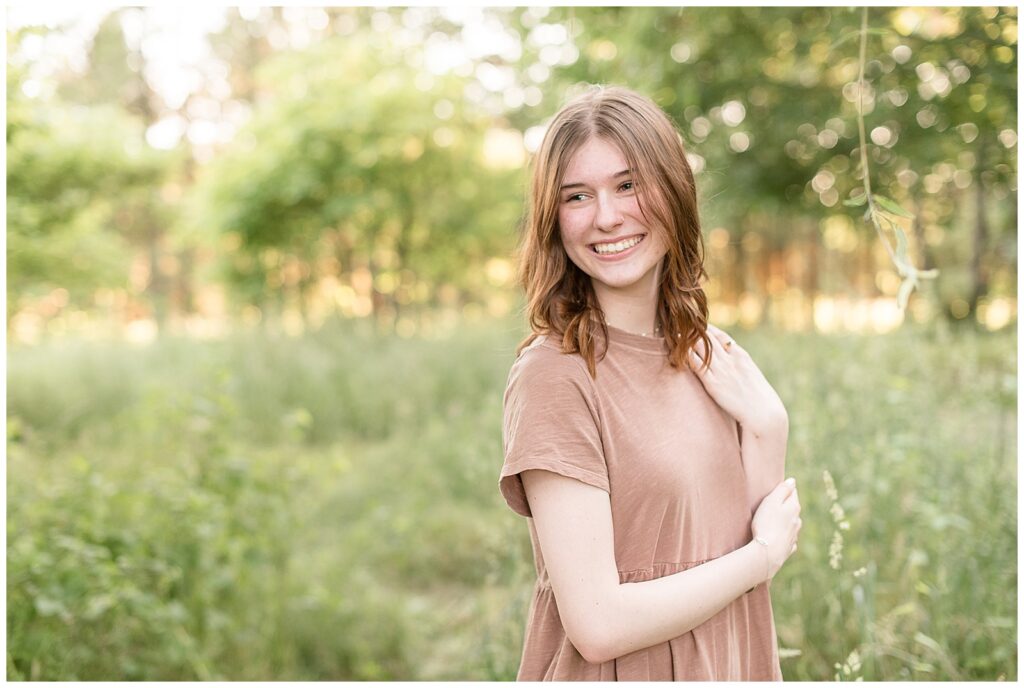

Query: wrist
758 537 772 582
744 538 771 591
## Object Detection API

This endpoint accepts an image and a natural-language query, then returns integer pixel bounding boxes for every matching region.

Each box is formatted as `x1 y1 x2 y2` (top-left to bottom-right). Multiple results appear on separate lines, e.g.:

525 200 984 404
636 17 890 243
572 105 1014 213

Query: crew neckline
604 323 668 355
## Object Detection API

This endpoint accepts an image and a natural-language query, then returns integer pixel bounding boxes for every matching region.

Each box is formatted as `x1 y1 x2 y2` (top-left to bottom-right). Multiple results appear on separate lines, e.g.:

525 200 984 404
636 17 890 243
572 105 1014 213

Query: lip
589 233 647 260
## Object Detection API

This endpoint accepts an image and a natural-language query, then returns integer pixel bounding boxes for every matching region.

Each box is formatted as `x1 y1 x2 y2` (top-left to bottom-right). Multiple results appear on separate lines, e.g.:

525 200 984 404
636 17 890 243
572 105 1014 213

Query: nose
594 193 624 232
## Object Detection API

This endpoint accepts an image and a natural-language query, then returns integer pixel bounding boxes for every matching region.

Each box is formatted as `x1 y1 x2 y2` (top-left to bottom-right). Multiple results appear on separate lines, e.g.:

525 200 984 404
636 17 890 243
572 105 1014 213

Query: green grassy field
6 317 1017 680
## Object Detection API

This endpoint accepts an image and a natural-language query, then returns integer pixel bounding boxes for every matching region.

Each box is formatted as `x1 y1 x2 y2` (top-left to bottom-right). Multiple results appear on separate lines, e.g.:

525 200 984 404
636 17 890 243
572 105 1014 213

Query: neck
592 277 661 336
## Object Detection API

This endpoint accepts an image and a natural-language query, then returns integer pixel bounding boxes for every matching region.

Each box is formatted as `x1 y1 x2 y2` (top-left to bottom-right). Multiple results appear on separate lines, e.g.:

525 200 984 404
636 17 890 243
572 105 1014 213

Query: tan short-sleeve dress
499 325 783 681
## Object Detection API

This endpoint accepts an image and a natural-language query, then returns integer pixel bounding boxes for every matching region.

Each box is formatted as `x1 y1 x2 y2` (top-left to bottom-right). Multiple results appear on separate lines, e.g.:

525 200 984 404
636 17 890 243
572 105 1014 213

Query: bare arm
521 469 798 665
692 325 790 516
739 416 789 515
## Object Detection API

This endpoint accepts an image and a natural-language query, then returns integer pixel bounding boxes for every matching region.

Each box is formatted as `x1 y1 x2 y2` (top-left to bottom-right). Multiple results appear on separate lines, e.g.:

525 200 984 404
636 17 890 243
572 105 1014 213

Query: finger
710 324 750 358
688 329 720 368
698 335 713 360
706 328 733 355
775 478 796 500
688 350 715 379
707 324 731 346
689 347 706 369
703 328 733 362
708 323 744 353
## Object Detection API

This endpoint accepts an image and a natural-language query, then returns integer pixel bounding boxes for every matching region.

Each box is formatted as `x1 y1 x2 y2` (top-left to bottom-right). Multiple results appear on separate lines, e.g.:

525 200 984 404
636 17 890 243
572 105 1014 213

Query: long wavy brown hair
515 85 713 378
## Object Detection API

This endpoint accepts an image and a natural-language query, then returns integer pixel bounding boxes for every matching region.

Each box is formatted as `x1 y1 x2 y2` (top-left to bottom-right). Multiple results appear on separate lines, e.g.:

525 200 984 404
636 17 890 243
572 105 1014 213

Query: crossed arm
689 324 789 513
521 469 771 665
739 416 789 514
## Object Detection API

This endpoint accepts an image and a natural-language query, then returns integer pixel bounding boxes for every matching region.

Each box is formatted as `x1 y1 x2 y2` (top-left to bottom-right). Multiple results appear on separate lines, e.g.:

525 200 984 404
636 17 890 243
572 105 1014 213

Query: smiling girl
499 86 802 681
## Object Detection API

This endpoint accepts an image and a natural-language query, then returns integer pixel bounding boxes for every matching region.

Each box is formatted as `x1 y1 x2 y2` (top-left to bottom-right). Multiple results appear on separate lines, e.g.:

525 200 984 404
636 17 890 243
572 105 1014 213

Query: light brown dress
499 325 783 681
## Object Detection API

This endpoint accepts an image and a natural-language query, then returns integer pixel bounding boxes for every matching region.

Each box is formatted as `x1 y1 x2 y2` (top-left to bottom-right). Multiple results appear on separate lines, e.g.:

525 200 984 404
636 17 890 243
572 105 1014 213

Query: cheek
557 217 592 271
625 195 645 215
649 231 671 259
649 226 668 248
558 209 585 244
631 189 665 227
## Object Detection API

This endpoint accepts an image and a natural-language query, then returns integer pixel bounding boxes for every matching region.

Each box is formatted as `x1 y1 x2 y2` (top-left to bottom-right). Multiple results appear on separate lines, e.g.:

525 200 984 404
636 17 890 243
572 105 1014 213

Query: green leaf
34 596 68 617
986 617 1015 629
914 631 945 656
843 194 867 207
887 601 921 618
895 227 909 262
897 277 915 310
874 194 914 219
83 594 116 621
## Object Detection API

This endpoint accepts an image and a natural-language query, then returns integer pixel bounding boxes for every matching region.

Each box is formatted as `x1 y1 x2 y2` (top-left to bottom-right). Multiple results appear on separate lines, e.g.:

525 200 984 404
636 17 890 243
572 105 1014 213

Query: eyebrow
559 169 633 191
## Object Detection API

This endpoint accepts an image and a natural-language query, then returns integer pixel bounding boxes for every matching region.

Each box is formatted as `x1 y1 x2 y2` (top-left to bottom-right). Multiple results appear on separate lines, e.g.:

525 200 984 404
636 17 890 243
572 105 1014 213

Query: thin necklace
604 319 662 337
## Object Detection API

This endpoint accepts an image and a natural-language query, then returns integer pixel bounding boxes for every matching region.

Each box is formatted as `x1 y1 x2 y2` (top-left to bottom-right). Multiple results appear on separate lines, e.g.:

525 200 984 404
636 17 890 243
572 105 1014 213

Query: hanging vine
843 7 939 311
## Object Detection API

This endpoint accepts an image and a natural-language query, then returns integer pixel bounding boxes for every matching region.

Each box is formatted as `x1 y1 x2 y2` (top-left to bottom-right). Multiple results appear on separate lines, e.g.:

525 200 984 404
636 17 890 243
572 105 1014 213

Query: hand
751 478 802 581
688 324 787 435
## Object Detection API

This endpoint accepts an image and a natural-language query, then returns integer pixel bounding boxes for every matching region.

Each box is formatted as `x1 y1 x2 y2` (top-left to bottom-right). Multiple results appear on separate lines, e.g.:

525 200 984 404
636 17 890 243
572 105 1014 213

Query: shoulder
507 335 593 396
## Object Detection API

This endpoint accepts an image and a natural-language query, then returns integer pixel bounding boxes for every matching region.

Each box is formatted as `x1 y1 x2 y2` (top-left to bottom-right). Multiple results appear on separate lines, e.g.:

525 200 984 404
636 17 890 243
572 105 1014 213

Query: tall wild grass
6 317 1016 679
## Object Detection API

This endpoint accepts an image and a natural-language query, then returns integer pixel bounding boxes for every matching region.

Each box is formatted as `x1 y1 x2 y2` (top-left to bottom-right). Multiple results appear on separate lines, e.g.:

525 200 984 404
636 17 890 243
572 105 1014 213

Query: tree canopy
6 7 1017 337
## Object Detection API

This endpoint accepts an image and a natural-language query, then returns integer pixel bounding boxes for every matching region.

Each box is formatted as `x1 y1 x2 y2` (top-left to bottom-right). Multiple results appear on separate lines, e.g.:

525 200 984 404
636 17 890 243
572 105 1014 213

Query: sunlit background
7 6 1017 344
6 6 1018 682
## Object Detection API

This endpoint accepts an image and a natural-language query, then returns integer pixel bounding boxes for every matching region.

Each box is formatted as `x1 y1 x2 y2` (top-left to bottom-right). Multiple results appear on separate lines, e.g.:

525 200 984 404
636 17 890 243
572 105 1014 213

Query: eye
565 193 587 203
619 180 635 192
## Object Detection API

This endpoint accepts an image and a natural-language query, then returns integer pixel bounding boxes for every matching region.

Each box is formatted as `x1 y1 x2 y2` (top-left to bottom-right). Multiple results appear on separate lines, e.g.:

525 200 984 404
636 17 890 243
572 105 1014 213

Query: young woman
499 86 802 681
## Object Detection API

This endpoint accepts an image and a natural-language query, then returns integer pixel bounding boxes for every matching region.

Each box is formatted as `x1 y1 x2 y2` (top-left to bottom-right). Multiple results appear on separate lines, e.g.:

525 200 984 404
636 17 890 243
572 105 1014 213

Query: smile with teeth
591 234 645 255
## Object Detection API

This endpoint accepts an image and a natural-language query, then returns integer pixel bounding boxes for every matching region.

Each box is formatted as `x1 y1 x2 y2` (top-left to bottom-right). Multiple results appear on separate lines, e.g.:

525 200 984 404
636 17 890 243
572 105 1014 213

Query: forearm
739 417 788 515
589 541 768 663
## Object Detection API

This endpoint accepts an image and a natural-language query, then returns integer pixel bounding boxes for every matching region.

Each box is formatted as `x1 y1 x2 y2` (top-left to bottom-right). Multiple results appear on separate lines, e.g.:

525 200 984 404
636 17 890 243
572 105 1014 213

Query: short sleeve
499 342 608 518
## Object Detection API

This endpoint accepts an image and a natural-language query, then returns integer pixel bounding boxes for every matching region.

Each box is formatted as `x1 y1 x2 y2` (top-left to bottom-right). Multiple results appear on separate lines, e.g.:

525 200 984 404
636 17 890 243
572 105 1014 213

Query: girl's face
557 137 669 301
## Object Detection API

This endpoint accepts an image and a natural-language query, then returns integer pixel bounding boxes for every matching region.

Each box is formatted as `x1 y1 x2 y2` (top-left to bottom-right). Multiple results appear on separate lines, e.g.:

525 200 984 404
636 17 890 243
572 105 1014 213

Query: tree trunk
393 191 416 328
176 247 195 315
859 234 874 299
130 50 169 334
147 230 169 330
910 211 933 271
969 143 989 315
731 228 745 307
805 219 819 329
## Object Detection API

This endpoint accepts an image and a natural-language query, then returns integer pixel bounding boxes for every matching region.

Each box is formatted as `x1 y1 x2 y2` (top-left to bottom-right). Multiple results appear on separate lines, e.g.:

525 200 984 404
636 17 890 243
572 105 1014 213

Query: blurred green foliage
5 6 1017 334
6 70 173 316
6 320 1016 679
195 30 522 317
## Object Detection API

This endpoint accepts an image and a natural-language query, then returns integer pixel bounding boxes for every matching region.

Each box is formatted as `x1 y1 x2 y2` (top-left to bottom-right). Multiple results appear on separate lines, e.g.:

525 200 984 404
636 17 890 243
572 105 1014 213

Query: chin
591 271 658 292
